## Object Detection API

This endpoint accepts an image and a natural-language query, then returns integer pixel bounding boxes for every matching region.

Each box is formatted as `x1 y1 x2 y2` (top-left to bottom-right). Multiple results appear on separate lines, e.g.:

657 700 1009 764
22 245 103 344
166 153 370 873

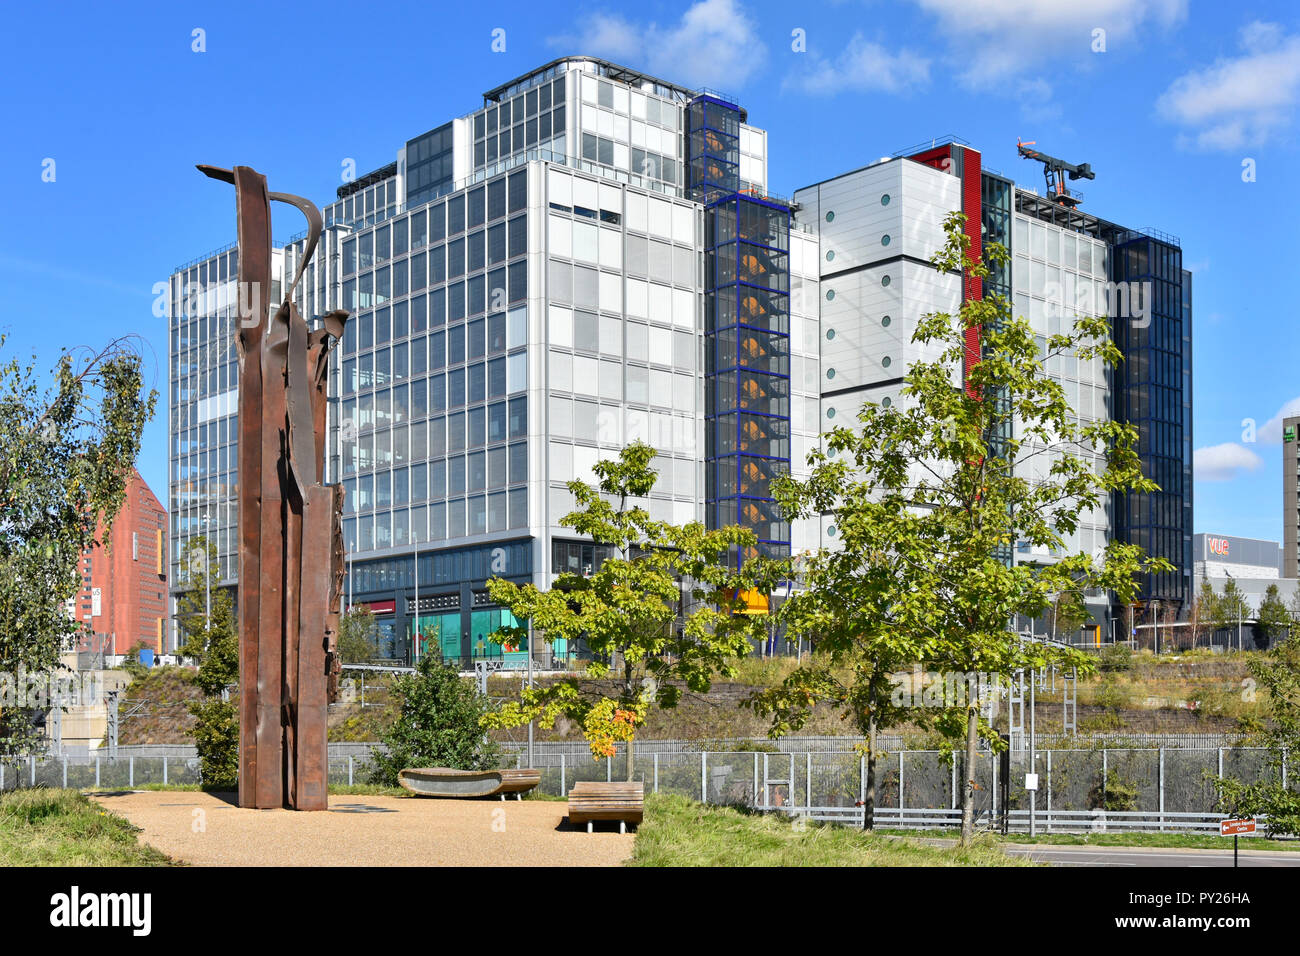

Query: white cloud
1156 21 1300 150
548 0 767 91
1194 442 1264 482
912 0 1187 84
1259 395 1300 444
1013 78 1062 123
785 32 931 95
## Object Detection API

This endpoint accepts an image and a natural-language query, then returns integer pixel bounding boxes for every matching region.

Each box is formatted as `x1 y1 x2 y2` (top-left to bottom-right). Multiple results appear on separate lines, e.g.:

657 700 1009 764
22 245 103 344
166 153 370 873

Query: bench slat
568 781 644 826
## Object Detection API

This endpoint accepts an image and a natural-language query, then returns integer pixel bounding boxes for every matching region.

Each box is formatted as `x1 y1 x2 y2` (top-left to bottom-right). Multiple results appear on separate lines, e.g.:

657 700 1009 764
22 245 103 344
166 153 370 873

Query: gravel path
90 791 634 867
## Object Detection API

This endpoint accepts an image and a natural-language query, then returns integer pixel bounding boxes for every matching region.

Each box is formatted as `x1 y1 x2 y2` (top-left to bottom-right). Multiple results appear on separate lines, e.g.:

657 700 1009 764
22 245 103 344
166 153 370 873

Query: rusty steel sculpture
199 164 348 810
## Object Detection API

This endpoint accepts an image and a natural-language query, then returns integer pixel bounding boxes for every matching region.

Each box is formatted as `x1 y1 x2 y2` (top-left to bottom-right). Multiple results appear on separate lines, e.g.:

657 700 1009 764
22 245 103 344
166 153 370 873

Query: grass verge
877 828 1300 852
628 793 1035 866
0 788 174 866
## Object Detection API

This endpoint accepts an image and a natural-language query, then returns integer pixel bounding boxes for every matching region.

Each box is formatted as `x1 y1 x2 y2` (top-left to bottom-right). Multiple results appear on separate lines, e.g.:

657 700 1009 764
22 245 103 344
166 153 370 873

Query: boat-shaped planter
398 767 541 799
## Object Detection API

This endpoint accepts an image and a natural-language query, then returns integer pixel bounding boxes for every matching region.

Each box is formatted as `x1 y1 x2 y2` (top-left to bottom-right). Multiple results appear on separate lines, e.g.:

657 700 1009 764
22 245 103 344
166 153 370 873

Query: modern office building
1192 531 1297 618
67 468 169 664
169 61 1192 659
169 57 822 662
792 137 1194 635
1285 415 1299 579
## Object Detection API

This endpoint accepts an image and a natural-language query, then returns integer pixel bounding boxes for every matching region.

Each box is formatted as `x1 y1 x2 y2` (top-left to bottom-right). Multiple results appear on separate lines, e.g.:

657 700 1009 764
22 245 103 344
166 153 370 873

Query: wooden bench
567 781 644 833
398 767 540 800
495 769 542 800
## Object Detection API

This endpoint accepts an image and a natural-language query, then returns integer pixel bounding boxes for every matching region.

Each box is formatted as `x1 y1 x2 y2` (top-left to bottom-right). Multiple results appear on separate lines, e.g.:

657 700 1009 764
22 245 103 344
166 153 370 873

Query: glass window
448 324 466 366
509 216 526 258
467 318 486 360
509 441 527 484
488 401 508 444
467 186 485 229
509 396 527 438
488 178 506 221
447 194 465 234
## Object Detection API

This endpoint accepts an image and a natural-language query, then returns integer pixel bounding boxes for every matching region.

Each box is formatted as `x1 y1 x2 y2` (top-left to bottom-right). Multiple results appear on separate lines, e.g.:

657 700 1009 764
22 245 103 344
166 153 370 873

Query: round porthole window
826 250 835 261
826 407 836 419
881 275 891 287
881 194 891 206
881 315 891 327
827 525 837 536
825 328 835 340
826 289 836 301
882 397 892 408
882 356 892 368
826 368 836 379
825 211 835 222
881 234 891 246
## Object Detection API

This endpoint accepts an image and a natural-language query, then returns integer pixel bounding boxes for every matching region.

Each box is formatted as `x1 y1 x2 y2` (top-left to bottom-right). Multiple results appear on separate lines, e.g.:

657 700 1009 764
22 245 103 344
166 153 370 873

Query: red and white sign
1220 818 1255 836
1208 537 1231 557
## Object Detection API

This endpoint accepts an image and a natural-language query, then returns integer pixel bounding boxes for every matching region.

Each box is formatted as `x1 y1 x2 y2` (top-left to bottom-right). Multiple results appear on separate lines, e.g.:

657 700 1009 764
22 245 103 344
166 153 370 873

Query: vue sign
1208 537 1230 557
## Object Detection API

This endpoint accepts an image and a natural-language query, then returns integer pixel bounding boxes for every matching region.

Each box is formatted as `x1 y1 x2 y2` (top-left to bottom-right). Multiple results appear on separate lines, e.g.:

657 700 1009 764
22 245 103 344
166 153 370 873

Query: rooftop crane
1017 139 1095 208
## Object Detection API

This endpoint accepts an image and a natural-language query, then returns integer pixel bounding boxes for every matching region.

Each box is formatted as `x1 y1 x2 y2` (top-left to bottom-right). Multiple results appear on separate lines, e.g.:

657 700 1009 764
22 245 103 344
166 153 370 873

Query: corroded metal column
199 164 348 810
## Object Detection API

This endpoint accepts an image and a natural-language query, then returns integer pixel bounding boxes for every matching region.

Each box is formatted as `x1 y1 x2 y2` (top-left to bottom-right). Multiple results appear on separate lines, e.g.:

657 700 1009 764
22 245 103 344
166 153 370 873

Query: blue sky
2 0 1297 541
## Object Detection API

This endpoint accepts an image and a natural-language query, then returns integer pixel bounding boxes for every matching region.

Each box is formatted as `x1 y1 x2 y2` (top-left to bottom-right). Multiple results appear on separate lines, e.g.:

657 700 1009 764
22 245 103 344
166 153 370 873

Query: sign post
1220 817 1256 867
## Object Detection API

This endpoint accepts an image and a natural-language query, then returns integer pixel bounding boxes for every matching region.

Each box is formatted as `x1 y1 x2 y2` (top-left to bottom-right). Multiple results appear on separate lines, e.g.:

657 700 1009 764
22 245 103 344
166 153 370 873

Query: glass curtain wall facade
168 248 280 590
689 94 792 561
1111 234 1191 609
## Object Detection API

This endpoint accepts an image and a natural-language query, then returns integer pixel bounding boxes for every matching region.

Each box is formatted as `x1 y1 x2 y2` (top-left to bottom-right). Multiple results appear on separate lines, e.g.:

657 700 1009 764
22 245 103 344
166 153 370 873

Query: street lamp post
527 619 534 769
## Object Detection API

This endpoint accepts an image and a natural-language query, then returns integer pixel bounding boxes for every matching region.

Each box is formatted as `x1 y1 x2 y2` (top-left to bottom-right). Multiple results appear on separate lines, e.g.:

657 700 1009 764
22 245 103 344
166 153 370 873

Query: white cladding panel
818 261 959 395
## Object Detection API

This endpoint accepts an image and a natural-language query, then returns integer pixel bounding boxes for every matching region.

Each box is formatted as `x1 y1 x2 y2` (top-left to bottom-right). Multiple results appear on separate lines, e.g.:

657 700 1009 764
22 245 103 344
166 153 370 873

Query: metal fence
3 745 1291 835
482 746 1291 834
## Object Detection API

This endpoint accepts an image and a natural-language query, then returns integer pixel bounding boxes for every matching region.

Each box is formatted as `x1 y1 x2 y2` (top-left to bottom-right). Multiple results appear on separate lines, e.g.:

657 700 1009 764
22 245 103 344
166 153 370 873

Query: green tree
176 535 239 787
1212 577 1252 649
1288 587 1300 632
176 536 236 665
0 338 156 755
1190 579 1219 649
760 213 1166 844
1215 633 1300 834
368 655 500 786
338 606 379 664
483 442 780 779
1049 591 1092 643
1253 583 1291 649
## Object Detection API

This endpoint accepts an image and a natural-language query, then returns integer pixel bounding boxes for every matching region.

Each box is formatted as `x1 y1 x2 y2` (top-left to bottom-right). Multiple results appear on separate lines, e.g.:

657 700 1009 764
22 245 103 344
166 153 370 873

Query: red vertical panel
961 148 983 397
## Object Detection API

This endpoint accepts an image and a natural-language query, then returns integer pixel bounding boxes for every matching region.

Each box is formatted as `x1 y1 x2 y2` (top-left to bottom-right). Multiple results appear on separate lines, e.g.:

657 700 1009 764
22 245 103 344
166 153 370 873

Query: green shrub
188 697 238 789
1098 643 1133 673
367 656 500 786
1088 775 1139 811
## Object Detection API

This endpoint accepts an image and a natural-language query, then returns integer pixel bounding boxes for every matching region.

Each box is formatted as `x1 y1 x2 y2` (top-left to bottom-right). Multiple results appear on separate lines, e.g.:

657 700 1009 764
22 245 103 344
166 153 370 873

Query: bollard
348 755 354 787
163 756 168 786
129 756 134 788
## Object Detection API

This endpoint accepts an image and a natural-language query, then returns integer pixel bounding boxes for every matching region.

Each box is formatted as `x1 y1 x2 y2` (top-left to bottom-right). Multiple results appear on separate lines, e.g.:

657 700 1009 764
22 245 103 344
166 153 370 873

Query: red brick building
70 468 168 658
